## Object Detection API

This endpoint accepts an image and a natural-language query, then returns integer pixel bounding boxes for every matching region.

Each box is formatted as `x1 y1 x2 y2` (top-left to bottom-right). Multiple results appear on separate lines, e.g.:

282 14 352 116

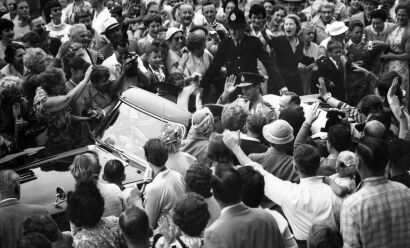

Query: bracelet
324 94 332 102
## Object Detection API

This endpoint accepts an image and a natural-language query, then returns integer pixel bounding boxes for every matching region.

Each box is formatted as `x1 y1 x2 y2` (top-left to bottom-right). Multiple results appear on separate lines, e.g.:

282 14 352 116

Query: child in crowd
103 159 126 191
323 151 357 197
316 40 346 101
145 44 166 87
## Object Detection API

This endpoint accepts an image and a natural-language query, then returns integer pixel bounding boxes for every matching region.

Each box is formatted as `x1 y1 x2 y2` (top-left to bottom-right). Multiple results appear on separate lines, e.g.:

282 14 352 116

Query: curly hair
221 103 248 132
89 65 109 85
21 214 60 242
40 68 65 94
23 48 53 74
70 152 102 183
172 192 210 237
67 182 105 228
185 163 213 198
186 33 206 52
143 13 162 28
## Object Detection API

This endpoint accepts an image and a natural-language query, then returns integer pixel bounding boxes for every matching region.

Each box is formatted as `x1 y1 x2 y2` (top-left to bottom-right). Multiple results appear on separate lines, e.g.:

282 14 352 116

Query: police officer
201 8 287 102
218 72 276 120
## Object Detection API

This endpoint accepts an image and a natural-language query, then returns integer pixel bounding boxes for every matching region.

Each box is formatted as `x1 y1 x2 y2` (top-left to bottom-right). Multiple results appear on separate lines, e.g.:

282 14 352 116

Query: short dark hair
284 91 301 105
376 71 403 104
370 8 388 21
112 38 129 50
366 110 391 131
349 19 364 31
40 68 65 94
223 0 238 12
143 14 162 27
279 105 305 136
44 0 61 23
67 182 105 228
103 159 124 182
185 163 213 198
69 56 90 72
328 124 352 152
271 4 287 16
74 11 92 23
249 4 266 19
0 19 13 37
145 44 162 56
294 144 321 176
211 165 242 204
327 40 343 52
4 42 25 64
172 192 210 237
21 214 60 242
17 233 52 248
143 138 168 167
206 134 234 163
395 3 410 15
356 137 389 173
119 206 151 246
21 32 41 45
357 95 384 116
90 65 109 85
186 33 206 52
308 224 343 248
388 138 410 171
237 166 264 208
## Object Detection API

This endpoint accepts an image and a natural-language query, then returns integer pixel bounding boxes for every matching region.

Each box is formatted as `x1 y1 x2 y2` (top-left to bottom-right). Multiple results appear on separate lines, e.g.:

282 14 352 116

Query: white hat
101 17 120 35
326 22 348 36
262 120 294 145
165 27 183 41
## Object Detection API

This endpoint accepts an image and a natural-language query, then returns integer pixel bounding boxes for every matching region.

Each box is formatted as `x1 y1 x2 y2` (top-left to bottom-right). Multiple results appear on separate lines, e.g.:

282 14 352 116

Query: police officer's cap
237 72 264 87
227 8 247 30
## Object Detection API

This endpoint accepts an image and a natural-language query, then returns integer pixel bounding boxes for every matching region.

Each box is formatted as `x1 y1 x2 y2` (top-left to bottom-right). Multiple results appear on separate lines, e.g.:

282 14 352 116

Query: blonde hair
70 153 101 183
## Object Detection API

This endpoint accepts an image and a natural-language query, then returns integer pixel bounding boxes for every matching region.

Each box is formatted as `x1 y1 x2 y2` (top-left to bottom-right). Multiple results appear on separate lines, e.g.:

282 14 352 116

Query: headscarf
191 107 214 136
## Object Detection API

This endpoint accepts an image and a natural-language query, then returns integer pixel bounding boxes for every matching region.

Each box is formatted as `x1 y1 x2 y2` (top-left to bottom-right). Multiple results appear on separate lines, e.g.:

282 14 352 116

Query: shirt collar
355 175 387 191
220 202 242 216
299 176 325 185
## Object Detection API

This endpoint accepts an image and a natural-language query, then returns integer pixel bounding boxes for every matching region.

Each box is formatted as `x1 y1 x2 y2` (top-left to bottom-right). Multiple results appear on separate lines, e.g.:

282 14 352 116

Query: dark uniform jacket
202 35 286 96
316 56 346 101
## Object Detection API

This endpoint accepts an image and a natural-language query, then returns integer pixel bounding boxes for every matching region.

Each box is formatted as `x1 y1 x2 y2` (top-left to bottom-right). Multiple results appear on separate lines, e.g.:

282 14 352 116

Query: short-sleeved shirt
33 87 71 144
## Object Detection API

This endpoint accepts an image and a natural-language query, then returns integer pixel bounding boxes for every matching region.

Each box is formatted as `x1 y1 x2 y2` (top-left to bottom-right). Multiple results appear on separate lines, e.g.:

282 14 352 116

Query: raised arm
44 66 93 113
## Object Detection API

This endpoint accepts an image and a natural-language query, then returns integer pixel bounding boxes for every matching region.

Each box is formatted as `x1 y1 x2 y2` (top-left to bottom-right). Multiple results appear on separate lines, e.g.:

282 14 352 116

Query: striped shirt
341 176 410 248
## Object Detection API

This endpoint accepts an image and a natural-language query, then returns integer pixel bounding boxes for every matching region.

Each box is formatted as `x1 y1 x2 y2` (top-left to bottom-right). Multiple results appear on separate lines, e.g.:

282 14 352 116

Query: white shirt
102 53 147 81
220 202 242 216
92 7 111 35
46 22 71 42
250 162 342 240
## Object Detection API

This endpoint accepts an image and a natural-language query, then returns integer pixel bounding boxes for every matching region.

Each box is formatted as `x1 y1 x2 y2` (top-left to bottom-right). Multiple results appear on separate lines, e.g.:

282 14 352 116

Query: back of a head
70 152 101 183
328 124 352 152
388 138 410 171
89 65 109 85
103 159 124 183
377 71 403 103
356 137 389 174
69 56 90 72
211 166 242 204
246 113 267 139
363 120 386 139
17 233 52 248
172 192 210 237
21 214 60 242
206 134 234 164
191 107 214 137
221 103 248 132
294 144 321 177
67 182 105 228
357 95 384 117
119 206 151 247
237 166 264 208
308 224 343 248
0 169 20 196
185 163 213 198
143 138 168 167
279 105 305 136
366 110 391 132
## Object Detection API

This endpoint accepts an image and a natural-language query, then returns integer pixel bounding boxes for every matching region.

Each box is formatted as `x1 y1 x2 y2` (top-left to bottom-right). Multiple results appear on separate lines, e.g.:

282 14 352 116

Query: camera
121 52 139 66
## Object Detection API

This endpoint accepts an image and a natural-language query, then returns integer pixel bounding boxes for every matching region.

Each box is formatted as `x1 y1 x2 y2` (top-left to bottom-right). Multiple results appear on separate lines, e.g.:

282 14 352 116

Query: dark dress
268 36 314 95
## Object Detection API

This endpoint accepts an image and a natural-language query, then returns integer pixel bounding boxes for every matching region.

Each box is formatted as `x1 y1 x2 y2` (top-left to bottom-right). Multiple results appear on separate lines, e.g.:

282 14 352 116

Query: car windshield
98 103 168 161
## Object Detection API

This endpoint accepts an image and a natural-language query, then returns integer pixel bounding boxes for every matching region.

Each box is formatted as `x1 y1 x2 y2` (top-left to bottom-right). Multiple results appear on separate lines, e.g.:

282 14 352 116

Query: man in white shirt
102 38 149 91
222 131 342 246
179 3 207 39
90 0 111 35
68 23 98 65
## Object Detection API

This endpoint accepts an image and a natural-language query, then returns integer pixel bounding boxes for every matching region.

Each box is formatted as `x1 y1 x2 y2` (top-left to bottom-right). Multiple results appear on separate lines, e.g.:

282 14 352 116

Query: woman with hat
165 27 183 73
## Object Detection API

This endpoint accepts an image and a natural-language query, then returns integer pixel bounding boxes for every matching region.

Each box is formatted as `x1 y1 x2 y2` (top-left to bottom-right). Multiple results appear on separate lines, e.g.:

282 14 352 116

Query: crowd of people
1 0 410 247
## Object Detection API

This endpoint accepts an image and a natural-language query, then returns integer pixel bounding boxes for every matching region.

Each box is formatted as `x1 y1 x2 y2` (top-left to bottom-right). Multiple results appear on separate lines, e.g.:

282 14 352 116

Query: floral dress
73 216 122 248
384 26 409 97
33 87 71 145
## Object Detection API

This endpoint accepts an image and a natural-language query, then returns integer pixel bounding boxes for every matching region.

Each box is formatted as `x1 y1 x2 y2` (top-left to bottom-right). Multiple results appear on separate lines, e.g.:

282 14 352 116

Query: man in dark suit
201 8 287 102
0 170 49 248
204 166 284 248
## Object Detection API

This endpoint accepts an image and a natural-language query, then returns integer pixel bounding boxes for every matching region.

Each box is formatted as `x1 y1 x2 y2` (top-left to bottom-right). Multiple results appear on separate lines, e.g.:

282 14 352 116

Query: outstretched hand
305 102 320 124
224 75 237 95
317 77 330 99
222 129 240 151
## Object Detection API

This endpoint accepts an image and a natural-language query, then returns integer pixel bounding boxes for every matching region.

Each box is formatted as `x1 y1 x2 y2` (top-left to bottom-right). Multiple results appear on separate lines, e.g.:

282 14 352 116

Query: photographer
102 38 150 92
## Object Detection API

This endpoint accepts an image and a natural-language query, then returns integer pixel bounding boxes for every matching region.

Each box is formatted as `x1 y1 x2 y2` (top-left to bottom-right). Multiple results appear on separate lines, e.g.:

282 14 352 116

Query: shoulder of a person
102 215 119 225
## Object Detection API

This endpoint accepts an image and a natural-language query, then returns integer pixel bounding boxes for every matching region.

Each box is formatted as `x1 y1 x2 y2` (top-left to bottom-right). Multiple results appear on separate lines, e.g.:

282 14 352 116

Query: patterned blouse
33 87 71 144
73 216 122 248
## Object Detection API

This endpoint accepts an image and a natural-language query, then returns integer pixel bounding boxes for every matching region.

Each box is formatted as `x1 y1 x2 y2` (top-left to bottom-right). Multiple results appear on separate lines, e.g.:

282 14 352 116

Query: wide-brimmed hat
262 120 294 145
227 8 247 30
237 72 264 87
165 27 183 41
101 17 120 35
326 21 348 36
